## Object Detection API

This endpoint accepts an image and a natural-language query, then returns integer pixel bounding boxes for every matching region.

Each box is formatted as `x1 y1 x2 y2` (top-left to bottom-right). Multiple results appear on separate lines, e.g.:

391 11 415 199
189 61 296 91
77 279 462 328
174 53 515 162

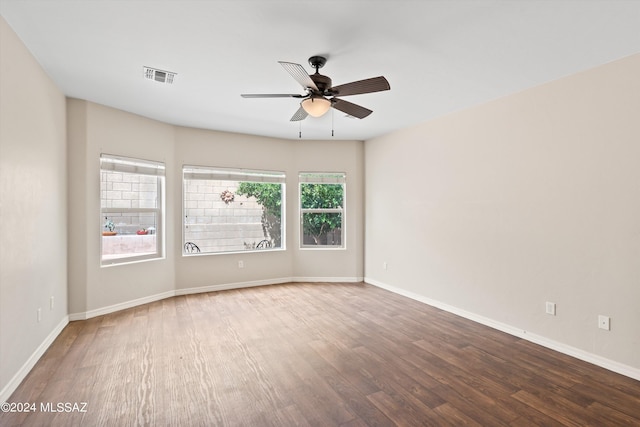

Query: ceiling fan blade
330 76 390 97
331 98 373 119
290 106 308 122
278 61 319 91
241 93 305 98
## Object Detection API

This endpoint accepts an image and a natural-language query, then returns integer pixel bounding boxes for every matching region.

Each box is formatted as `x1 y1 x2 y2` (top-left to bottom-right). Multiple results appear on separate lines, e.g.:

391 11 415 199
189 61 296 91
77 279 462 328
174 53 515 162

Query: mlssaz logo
40 402 88 413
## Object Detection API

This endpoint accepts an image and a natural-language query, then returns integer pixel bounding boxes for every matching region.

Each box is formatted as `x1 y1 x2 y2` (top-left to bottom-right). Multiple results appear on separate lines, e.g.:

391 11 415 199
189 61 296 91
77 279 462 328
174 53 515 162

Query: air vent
143 66 176 84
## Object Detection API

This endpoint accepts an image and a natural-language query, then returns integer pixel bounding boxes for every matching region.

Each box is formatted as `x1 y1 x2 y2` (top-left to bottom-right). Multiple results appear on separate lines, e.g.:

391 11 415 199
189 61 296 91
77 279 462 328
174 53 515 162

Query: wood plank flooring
2 282 639 426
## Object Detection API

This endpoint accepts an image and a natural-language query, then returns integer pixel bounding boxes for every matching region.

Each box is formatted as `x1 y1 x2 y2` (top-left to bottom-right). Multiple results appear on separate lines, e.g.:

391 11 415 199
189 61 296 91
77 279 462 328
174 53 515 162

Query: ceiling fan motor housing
310 73 332 93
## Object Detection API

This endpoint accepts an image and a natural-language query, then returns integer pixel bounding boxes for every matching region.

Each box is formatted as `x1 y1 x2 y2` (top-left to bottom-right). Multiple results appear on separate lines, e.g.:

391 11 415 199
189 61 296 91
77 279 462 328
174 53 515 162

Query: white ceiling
1 1 639 141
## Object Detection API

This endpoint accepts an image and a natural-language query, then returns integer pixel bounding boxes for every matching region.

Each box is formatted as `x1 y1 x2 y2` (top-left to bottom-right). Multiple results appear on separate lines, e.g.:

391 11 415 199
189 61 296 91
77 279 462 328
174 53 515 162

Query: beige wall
0 17 68 396
365 54 640 373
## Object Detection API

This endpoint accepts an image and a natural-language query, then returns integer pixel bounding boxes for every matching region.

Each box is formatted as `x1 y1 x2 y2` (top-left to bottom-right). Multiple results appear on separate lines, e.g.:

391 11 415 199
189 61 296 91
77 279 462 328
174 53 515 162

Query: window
100 154 165 265
299 172 345 248
182 166 285 254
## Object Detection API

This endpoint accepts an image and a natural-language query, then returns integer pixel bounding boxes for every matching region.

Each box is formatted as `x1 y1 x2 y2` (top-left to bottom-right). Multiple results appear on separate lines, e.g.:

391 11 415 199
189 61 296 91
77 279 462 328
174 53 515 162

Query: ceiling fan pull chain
299 120 302 139
331 108 335 137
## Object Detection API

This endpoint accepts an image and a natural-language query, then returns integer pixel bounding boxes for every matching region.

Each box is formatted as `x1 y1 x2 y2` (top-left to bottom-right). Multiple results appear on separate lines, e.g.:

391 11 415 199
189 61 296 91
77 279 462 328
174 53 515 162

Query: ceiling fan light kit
301 96 331 117
241 55 390 122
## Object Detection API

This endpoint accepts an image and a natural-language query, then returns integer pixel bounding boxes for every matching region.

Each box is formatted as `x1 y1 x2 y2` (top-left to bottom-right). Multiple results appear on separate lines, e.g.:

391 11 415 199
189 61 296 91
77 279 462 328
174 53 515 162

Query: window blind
101 154 165 176
299 172 346 184
184 166 285 183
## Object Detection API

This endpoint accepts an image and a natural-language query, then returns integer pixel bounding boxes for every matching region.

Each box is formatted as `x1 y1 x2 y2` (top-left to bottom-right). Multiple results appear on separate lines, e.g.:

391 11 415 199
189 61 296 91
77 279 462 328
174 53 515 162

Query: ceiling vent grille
143 66 176 84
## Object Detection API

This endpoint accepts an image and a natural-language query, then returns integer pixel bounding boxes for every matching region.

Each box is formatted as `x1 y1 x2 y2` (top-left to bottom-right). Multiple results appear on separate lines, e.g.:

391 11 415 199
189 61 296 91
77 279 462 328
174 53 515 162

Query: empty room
1 1 639 425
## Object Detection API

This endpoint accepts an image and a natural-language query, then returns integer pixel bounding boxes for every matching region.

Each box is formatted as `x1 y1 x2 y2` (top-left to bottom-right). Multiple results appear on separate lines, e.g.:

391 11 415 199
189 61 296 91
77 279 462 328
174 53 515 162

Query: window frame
299 172 346 250
182 165 286 255
100 154 165 266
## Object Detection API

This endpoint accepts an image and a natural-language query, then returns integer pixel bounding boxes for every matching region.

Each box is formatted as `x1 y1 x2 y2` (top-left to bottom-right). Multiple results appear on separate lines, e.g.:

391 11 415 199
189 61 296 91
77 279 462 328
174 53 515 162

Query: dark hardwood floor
2 282 639 426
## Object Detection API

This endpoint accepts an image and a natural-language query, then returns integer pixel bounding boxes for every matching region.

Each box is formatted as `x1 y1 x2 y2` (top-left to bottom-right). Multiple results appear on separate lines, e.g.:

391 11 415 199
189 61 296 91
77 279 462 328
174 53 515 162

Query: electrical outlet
50 296 54 310
598 315 611 331
545 302 556 316
37 308 41 323
238 260 244 269
383 262 388 270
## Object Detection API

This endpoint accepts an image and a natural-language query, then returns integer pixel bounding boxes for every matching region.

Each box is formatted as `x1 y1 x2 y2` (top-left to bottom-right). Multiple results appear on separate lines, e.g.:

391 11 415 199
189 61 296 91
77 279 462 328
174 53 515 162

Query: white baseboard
0 316 69 403
365 277 640 381
292 276 364 283
174 276 364 295
175 277 290 296
69 290 175 321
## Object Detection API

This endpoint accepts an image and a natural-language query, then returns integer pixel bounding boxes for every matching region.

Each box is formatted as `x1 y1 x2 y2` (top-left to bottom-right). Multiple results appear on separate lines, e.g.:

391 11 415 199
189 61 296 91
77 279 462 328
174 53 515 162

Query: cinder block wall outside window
184 180 267 253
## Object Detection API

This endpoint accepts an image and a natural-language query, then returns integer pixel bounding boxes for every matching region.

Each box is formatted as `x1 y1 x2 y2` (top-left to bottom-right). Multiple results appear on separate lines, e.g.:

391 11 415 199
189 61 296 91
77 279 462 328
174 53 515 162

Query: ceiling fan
241 56 390 121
